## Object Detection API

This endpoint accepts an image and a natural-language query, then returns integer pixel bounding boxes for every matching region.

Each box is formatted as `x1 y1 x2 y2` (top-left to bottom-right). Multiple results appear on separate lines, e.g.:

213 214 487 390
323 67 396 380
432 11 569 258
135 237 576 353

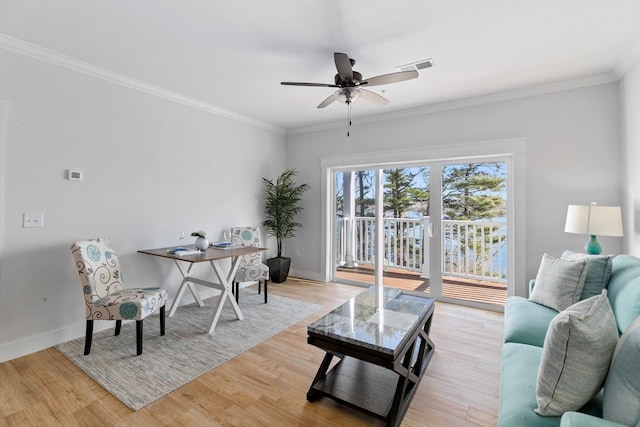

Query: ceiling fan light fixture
338 88 361 104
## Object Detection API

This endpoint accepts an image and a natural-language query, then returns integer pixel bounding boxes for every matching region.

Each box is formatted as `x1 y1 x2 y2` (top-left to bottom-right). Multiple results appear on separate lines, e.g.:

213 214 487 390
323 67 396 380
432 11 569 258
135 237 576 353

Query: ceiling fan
281 52 419 109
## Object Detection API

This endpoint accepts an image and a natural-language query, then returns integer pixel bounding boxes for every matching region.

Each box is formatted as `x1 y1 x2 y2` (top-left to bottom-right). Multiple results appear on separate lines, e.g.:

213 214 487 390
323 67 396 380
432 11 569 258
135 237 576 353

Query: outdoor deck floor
336 265 507 307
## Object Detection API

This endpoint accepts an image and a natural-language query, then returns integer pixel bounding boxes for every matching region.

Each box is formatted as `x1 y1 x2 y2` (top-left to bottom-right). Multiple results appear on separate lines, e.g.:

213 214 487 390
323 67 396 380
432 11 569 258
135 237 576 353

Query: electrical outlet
23 212 44 228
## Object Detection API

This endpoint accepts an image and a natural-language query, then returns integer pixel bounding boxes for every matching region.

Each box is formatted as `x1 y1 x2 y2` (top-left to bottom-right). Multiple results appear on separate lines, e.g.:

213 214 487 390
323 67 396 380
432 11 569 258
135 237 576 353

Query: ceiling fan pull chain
347 102 351 137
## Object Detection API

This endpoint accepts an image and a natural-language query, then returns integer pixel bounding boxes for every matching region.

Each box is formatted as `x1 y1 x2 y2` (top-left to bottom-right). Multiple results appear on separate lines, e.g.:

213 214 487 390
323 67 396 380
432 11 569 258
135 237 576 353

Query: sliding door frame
320 137 527 299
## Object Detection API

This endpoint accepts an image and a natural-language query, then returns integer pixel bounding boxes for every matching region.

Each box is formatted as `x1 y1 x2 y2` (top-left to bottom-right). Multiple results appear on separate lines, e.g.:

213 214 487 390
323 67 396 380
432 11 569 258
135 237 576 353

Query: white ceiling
1 0 639 133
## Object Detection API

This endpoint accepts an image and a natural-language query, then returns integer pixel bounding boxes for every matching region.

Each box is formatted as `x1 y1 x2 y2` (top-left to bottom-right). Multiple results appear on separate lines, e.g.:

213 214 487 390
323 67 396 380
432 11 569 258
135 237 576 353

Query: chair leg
136 320 143 356
235 282 239 303
160 305 166 336
264 280 268 304
84 320 93 355
258 281 262 294
115 320 122 336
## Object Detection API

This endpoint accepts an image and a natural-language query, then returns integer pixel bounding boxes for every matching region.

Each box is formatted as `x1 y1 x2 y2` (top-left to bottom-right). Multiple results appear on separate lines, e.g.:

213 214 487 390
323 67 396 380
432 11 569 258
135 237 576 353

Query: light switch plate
23 212 44 228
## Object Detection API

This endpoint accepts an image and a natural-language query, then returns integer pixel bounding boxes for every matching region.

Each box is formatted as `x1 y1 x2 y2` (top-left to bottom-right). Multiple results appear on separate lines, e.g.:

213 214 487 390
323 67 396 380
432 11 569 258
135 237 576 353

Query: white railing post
344 216 357 268
421 216 430 279
337 218 346 266
441 219 507 284
342 171 357 268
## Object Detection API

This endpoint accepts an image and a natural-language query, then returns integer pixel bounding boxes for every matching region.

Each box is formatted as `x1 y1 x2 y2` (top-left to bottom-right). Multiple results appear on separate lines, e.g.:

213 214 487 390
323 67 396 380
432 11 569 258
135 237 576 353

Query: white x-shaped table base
168 256 244 334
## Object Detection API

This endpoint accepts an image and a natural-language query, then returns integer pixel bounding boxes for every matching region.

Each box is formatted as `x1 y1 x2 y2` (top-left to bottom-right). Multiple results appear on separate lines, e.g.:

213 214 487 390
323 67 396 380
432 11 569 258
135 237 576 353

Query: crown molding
287 73 618 136
612 36 640 80
2 33 630 137
0 34 285 135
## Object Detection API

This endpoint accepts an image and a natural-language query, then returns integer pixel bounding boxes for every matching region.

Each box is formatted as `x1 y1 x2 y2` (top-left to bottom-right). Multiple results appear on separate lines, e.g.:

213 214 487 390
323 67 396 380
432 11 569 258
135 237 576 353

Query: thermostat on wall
67 170 82 181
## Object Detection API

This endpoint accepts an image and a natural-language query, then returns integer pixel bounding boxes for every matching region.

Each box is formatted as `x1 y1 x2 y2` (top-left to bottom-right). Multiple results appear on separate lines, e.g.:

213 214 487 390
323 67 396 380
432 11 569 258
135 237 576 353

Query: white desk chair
230 226 269 303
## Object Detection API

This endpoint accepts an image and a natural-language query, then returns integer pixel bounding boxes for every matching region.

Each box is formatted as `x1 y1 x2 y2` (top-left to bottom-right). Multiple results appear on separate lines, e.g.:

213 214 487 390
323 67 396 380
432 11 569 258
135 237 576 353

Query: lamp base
585 235 602 255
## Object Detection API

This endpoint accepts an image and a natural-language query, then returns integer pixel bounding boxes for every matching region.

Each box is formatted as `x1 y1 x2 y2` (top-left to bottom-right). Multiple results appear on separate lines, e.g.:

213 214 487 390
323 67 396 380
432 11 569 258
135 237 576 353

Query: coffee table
306 286 435 427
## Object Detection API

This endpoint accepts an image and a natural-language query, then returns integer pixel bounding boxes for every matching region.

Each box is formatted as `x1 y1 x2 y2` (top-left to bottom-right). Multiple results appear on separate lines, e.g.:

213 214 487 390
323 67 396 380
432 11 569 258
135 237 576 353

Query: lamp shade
564 205 590 234
564 203 623 237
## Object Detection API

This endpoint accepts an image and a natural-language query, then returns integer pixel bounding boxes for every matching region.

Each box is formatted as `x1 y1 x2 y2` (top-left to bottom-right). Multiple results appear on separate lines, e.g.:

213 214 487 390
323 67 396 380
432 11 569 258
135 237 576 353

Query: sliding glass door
334 166 432 292
439 161 508 307
331 157 510 310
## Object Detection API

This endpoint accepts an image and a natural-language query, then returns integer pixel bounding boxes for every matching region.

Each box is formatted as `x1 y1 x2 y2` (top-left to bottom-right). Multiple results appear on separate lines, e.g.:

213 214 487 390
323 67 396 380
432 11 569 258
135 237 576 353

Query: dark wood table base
307 288 435 427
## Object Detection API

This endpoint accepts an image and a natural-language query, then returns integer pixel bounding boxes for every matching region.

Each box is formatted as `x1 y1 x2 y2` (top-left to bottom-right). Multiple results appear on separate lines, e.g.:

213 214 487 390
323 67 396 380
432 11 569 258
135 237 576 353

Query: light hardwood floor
0 279 504 426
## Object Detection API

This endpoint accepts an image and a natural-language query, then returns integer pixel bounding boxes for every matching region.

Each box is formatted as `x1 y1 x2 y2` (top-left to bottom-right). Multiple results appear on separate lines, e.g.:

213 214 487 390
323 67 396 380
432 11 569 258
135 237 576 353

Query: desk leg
206 258 244 334
169 276 189 317
168 261 204 317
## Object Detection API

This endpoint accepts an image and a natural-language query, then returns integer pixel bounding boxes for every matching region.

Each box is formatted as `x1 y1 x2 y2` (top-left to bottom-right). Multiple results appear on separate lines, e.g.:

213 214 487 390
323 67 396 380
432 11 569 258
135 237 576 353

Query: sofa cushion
504 296 558 347
529 254 588 311
561 250 613 300
499 342 560 427
607 254 640 334
561 412 626 427
602 316 640 426
535 292 618 417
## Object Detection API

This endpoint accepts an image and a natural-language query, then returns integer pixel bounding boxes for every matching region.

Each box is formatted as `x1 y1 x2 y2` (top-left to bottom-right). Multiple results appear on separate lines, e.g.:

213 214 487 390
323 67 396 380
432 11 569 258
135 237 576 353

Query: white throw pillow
529 253 588 311
535 291 619 416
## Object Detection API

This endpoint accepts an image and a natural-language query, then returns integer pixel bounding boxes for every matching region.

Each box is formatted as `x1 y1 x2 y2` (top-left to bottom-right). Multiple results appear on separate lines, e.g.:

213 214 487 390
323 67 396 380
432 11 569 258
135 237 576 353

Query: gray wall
0 50 286 362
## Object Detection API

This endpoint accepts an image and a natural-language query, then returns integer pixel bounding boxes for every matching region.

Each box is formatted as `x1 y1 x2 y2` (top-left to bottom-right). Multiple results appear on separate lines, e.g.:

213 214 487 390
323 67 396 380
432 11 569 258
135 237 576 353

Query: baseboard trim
0 287 221 363
288 269 325 283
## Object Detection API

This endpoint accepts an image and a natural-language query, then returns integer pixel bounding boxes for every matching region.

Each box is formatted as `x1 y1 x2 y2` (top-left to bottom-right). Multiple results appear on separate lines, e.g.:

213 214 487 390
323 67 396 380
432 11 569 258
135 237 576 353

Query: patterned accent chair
230 226 269 304
70 238 168 356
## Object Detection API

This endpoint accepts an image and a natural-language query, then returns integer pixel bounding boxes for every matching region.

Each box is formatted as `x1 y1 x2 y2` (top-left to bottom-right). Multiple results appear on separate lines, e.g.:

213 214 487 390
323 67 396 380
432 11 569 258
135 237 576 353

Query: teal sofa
498 254 640 427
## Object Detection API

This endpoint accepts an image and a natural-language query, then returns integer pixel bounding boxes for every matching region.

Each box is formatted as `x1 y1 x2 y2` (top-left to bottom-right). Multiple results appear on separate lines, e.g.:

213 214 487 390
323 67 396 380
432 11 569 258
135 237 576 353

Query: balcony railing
337 216 507 284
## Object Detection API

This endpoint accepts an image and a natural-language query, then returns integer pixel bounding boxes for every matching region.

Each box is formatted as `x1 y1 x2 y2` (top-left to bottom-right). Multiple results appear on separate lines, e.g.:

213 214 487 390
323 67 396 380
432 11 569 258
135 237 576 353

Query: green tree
382 167 428 268
442 162 506 279
442 163 505 220
383 168 417 217
355 170 375 217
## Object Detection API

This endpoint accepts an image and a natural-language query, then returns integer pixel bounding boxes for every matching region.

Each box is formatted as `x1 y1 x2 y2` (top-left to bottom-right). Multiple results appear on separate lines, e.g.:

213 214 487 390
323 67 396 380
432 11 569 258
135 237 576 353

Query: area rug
56 292 321 411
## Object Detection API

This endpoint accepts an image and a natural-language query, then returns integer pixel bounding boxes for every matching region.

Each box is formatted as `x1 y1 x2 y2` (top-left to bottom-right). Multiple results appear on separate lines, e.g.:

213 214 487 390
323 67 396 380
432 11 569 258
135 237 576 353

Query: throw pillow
529 254 588 311
602 316 640 426
534 291 619 416
561 250 613 300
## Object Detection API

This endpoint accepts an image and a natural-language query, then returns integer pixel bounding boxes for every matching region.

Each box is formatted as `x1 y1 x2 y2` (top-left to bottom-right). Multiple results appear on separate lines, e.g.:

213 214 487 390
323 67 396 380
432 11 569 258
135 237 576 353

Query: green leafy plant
191 230 209 238
262 169 310 258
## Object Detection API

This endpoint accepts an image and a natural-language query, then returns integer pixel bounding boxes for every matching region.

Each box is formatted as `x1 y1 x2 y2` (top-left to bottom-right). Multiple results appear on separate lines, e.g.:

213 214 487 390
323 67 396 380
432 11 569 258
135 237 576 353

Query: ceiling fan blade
360 70 418 87
317 91 340 108
281 82 339 87
359 89 390 106
334 52 353 81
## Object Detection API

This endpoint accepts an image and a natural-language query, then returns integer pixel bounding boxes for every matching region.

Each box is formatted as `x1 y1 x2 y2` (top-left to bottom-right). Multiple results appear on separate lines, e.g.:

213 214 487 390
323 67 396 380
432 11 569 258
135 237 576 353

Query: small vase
195 237 209 251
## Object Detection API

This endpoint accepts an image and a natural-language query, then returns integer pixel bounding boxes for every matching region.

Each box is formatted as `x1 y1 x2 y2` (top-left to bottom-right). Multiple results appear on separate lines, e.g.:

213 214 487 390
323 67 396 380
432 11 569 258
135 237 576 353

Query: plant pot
195 237 209 251
267 257 291 283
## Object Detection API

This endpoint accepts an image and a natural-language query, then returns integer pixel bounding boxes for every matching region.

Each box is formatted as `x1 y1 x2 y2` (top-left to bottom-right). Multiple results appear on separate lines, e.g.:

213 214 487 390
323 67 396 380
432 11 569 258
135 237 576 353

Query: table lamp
564 202 623 255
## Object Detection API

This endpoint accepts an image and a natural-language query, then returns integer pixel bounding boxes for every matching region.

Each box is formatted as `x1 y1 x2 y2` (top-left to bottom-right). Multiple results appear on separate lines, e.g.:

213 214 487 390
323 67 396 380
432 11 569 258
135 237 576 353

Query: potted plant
191 230 210 251
262 168 310 283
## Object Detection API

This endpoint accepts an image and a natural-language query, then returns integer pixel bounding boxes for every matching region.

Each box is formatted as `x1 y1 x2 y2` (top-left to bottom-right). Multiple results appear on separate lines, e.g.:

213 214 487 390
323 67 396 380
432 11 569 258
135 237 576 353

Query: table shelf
306 287 435 427
309 356 406 419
